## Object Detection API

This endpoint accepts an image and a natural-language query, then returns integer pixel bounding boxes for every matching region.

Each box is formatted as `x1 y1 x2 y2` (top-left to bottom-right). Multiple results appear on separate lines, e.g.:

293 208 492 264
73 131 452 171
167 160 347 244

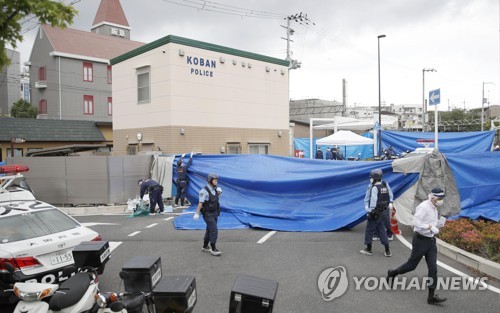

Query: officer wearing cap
138 179 164 214
175 152 193 207
315 147 324 159
387 188 447 305
193 173 222 256
361 169 393 257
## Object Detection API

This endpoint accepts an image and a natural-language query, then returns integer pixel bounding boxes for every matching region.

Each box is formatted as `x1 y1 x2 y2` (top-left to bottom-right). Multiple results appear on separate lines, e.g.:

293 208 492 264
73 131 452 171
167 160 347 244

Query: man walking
387 188 447 305
193 173 222 256
360 169 393 257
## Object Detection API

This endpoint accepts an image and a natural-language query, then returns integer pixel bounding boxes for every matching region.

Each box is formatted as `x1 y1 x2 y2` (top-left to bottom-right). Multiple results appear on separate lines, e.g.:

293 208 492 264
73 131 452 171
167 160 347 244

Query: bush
438 219 500 263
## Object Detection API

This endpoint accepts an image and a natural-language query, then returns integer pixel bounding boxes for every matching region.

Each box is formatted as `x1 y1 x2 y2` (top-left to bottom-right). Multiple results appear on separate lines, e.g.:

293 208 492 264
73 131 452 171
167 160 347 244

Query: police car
0 164 104 304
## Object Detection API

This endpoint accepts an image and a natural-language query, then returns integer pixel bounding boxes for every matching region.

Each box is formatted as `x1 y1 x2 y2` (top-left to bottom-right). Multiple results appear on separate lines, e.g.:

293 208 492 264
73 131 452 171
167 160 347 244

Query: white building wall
113 42 289 130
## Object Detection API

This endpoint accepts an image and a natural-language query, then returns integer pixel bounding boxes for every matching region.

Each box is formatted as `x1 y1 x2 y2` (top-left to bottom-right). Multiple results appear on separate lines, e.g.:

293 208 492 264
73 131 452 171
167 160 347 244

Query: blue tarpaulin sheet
446 152 500 222
173 155 419 231
381 131 495 154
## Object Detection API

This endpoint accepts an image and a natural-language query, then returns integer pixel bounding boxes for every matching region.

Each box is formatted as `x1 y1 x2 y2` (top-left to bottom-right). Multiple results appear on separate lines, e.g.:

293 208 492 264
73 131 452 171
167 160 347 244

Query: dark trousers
175 181 188 205
395 233 438 288
203 211 219 244
382 209 393 236
364 213 389 246
149 188 164 213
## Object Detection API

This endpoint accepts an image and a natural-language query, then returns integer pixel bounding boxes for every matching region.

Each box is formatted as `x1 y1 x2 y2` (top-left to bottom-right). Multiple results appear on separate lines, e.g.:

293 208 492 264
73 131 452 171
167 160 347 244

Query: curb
436 238 500 280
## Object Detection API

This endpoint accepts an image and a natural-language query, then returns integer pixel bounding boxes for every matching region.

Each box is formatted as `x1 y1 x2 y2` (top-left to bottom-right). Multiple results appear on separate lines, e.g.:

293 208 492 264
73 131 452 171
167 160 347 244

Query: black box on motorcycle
229 274 278 313
72 241 110 269
121 256 162 293
153 275 197 313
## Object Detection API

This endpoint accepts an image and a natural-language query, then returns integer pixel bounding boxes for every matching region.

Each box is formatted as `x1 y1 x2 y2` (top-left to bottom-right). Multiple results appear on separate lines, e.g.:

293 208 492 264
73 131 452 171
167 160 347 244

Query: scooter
4 263 99 313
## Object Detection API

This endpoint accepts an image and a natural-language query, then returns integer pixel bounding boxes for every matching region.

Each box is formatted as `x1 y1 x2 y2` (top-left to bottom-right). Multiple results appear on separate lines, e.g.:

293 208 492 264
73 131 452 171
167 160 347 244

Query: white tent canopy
316 130 374 146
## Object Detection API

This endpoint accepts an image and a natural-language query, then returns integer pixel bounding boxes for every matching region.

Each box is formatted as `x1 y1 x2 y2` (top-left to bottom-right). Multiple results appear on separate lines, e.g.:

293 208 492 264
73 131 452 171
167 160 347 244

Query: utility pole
282 12 310 70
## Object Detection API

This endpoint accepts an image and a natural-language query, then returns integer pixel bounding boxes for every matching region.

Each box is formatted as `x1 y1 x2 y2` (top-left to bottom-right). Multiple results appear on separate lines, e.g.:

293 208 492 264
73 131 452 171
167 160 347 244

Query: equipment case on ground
121 256 162 293
72 241 110 269
229 274 278 313
153 275 197 313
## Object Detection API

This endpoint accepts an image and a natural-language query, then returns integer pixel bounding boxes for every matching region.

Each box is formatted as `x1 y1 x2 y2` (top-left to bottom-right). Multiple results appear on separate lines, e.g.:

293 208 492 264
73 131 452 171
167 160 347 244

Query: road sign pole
429 89 440 151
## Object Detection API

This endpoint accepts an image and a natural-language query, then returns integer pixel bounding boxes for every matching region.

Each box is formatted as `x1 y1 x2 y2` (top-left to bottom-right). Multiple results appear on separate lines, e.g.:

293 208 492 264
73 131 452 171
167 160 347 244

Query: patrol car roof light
0 164 29 174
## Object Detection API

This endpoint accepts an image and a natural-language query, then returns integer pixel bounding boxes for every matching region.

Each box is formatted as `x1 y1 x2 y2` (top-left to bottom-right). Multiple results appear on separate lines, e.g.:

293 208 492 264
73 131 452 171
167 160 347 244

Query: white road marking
81 222 119 227
164 217 174 221
396 234 500 294
128 231 141 237
257 231 277 244
109 241 122 252
146 223 158 228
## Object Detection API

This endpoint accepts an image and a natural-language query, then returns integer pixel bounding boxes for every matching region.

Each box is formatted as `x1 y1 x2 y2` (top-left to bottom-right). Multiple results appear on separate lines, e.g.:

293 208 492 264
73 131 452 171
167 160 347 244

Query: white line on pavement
128 231 141 237
164 217 174 221
109 242 122 252
257 231 277 244
146 223 158 228
81 222 119 227
396 234 500 294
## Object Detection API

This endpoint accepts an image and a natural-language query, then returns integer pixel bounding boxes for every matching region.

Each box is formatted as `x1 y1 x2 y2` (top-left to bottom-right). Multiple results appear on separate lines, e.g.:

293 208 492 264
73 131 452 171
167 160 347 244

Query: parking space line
396 234 500 294
146 223 158 228
164 217 174 221
257 231 277 244
128 231 141 237
109 241 122 252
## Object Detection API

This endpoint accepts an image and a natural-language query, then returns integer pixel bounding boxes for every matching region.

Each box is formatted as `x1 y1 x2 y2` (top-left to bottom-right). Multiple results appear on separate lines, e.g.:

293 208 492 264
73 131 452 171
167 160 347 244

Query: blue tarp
381 130 495 154
446 153 500 222
173 155 419 231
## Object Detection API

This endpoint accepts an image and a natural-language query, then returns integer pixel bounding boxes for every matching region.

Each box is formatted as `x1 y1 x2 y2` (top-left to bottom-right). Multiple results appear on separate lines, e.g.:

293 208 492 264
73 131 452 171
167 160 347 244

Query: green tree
11 99 37 118
0 0 76 68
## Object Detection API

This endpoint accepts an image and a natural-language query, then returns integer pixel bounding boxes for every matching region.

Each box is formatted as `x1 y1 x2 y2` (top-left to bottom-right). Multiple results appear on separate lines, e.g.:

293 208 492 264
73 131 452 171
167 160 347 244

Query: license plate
50 250 73 265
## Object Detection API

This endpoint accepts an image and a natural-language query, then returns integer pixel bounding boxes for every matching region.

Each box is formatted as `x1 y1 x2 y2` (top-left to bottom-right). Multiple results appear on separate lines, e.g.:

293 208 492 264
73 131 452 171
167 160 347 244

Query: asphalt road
75 213 499 313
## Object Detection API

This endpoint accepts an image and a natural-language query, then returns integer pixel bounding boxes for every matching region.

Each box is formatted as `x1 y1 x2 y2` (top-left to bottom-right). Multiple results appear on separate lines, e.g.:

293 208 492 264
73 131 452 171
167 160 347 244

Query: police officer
139 179 164 214
175 152 193 207
315 147 324 159
360 169 393 257
193 173 222 256
387 188 447 305
325 147 333 160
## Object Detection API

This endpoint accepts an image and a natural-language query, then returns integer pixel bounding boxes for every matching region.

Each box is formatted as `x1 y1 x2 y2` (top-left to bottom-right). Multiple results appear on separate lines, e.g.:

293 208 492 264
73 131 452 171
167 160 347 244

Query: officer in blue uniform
175 152 193 207
315 147 323 159
139 179 164 214
360 169 393 257
193 173 222 256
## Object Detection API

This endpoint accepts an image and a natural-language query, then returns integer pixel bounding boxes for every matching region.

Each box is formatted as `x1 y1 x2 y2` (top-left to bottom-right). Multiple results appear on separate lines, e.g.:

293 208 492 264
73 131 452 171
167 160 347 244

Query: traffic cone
390 207 401 235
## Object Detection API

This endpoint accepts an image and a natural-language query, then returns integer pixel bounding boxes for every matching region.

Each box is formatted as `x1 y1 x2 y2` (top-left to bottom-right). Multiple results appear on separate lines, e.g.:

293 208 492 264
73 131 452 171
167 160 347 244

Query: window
108 97 112 116
127 145 137 155
6 148 23 157
38 99 47 114
83 62 93 82
137 66 150 103
248 144 269 155
227 144 242 154
84 95 94 115
107 65 112 84
38 66 46 81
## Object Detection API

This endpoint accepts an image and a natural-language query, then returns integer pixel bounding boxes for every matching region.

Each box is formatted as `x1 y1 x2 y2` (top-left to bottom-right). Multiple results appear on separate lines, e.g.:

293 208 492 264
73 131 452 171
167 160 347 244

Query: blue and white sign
429 88 440 106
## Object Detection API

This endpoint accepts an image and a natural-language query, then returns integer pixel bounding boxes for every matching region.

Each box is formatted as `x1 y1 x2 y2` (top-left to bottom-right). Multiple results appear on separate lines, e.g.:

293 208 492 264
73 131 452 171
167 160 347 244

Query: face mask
435 199 444 207
370 178 374 184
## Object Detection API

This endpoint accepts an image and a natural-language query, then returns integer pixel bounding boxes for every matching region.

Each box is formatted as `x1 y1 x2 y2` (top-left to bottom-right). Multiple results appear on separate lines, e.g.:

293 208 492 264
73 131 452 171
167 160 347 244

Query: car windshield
0 209 80 243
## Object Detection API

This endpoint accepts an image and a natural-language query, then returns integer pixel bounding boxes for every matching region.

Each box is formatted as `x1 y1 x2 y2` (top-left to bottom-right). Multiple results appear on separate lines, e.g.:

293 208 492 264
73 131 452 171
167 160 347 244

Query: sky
13 0 500 111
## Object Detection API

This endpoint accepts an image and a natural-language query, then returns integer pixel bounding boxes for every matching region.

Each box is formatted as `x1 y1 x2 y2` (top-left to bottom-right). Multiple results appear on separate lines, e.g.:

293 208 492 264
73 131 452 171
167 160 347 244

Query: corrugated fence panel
66 157 108 205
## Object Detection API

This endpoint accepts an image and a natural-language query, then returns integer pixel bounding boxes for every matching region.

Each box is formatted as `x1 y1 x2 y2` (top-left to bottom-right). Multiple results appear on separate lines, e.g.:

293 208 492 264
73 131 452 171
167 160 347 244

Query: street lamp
377 34 386 156
482 82 495 131
422 68 436 132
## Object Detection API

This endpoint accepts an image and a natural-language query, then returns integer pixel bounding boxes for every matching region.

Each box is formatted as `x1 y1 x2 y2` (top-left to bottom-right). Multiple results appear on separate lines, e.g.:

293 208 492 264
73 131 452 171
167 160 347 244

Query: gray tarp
392 151 460 225
150 155 174 198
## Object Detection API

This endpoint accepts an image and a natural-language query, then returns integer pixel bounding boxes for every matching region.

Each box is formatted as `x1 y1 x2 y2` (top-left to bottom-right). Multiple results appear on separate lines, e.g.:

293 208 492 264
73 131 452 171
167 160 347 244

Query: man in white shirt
387 188 447 305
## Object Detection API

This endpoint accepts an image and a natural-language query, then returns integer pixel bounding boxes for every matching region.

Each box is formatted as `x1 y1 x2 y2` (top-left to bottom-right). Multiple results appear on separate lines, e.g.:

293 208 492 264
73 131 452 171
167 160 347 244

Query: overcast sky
14 0 500 110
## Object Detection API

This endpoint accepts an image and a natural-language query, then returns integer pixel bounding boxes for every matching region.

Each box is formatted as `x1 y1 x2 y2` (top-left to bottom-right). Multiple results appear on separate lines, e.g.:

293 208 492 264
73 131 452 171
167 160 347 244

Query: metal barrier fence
7 156 153 205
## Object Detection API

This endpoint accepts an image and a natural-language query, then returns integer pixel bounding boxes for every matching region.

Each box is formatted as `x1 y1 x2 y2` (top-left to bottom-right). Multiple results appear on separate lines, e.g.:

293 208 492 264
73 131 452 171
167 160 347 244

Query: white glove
181 153 186 158
193 213 200 220
190 151 194 157
436 216 446 228
216 187 222 194
430 226 440 234
388 203 394 210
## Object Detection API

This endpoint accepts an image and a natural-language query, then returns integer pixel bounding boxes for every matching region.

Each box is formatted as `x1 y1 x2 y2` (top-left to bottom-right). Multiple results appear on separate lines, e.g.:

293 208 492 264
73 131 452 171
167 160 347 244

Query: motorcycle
4 263 99 313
